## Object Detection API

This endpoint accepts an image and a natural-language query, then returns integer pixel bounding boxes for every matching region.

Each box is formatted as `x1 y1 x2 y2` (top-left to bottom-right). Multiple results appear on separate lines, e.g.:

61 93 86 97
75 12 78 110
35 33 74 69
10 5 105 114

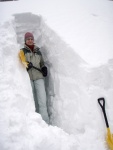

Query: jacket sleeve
40 53 45 68
19 50 29 68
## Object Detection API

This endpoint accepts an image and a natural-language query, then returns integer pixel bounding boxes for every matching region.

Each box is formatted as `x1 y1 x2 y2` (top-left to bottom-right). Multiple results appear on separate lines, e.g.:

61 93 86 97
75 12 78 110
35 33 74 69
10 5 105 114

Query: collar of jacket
24 44 40 52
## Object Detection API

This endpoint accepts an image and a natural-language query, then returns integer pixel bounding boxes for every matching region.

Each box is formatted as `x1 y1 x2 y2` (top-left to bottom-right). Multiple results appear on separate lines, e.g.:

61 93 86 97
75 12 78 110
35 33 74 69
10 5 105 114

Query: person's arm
19 50 29 68
40 53 48 77
40 54 45 68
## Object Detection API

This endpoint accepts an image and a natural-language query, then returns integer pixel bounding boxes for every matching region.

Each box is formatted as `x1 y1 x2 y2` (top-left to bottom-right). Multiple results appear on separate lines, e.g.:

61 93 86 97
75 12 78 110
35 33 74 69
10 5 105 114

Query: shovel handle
98 97 109 128
98 97 105 109
32 66 42 73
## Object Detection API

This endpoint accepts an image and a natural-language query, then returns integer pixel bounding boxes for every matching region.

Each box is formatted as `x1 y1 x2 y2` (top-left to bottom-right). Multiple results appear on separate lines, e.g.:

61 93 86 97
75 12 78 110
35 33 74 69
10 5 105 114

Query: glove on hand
41 66 47 77
27 62 33 71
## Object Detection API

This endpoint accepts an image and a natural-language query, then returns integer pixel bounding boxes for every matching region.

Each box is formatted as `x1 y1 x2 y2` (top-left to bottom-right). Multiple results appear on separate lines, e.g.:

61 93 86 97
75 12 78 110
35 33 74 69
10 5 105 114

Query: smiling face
25 37 34 46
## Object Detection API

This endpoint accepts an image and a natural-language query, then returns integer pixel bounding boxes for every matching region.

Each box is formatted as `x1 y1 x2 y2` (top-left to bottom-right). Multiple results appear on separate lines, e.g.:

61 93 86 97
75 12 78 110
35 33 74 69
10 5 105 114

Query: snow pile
0 18 78 150
0 13 113 150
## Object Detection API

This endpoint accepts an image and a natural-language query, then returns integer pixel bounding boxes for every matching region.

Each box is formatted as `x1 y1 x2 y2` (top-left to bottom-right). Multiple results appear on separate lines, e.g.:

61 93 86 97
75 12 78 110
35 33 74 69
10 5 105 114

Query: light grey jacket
21 44 44 81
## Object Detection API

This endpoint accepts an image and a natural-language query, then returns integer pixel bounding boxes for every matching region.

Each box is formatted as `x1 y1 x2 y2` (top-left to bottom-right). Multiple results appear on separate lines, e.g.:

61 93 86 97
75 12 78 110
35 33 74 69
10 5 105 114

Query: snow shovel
98 97 113 150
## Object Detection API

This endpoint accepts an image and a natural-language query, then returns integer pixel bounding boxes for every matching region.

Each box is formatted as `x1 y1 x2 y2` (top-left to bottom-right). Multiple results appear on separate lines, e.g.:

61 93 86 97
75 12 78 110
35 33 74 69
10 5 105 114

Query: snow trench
0 12 113 150
13 12 86 127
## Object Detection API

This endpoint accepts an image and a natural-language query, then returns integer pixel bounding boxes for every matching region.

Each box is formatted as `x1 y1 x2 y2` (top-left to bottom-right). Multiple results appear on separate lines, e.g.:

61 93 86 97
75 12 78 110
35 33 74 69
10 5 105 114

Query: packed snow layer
0 13 113 150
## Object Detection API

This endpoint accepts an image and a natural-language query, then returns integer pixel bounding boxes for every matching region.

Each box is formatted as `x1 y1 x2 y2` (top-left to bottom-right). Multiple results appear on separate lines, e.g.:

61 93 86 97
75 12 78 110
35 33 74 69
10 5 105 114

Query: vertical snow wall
14 13 87 129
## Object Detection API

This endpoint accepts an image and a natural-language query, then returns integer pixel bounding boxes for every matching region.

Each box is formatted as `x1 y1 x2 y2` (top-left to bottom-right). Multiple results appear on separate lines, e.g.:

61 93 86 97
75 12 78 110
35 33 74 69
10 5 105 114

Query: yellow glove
19 50 29 68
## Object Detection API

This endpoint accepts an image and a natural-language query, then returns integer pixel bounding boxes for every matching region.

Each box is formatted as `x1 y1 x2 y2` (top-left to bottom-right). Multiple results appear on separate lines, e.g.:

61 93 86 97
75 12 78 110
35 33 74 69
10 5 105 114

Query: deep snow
0 0 113 149
0 12 113 150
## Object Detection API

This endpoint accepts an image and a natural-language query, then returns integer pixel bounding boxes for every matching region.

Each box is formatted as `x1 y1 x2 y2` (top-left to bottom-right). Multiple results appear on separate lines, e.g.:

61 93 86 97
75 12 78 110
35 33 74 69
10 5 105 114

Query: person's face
25 37 34 45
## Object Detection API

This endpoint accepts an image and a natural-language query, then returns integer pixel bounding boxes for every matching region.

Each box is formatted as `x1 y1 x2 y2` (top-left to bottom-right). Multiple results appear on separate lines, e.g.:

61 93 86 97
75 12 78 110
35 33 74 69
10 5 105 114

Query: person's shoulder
20 48 25 53
20 47 30 54
34 46 42 55
34 45 40 50
20 47 24 51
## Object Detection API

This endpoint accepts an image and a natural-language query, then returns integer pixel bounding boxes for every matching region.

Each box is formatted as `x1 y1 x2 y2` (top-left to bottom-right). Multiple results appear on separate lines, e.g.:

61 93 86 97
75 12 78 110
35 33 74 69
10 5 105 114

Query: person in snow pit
19 32 49 124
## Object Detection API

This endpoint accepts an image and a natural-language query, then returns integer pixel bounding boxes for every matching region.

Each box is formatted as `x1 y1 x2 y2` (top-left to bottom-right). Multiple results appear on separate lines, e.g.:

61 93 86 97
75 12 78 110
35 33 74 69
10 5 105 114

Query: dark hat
24 32 34 40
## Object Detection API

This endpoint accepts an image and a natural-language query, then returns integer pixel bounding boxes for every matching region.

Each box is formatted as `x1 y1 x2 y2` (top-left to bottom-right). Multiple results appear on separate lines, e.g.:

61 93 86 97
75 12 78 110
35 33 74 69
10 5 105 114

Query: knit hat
24 32 34 41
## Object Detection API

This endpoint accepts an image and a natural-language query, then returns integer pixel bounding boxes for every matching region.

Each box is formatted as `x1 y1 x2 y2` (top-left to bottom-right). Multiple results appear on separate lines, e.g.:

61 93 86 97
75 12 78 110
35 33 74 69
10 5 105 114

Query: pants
30 79 49 124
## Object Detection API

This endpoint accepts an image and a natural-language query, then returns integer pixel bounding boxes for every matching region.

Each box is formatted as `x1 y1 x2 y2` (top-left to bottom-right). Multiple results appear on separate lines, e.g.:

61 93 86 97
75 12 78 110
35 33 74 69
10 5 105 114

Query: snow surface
0 0 113 150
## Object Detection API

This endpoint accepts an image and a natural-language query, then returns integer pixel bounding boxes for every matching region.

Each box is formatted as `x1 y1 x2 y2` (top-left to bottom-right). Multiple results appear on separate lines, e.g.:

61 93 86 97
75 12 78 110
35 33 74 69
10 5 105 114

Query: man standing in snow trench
19 32 49 124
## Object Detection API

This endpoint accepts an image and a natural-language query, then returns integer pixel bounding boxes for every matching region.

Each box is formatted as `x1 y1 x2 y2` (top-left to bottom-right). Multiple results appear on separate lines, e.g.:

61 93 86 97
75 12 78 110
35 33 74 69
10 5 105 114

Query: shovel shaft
98 97 109 128
32 66 42 73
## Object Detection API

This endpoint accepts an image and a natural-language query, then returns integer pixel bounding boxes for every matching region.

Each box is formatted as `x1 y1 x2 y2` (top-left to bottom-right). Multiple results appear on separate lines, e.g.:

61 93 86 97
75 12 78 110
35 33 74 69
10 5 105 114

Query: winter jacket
19 44 45 81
